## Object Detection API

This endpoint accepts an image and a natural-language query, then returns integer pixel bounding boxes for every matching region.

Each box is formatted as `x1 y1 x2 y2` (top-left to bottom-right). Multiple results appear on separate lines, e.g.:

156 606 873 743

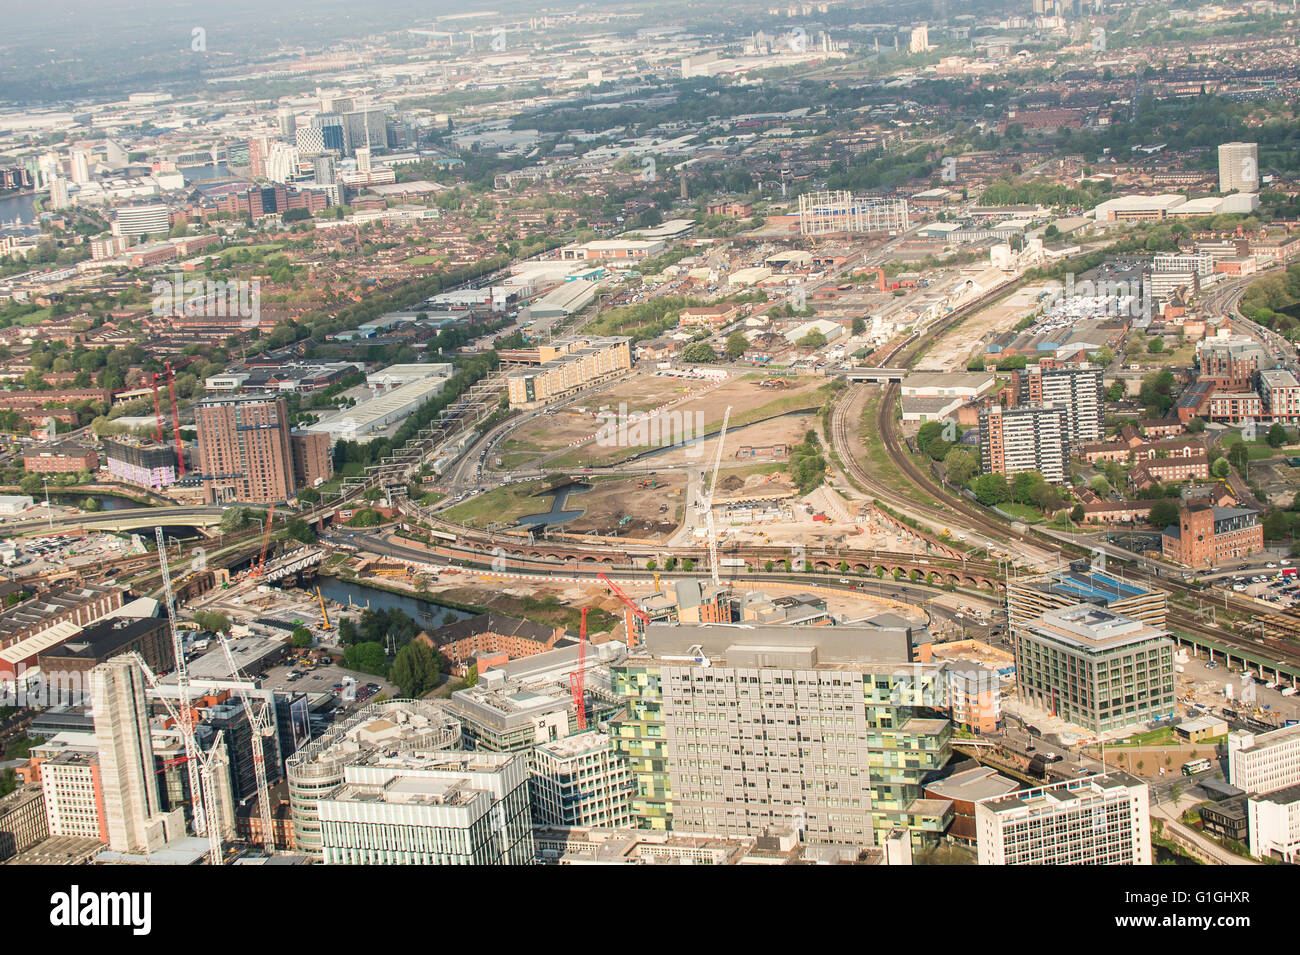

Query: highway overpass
0 506 227 536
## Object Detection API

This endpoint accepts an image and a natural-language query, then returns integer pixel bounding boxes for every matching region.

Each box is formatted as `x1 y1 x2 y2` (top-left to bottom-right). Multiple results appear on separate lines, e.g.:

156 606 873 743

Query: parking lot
1222 565 1300 608
260 660 397 704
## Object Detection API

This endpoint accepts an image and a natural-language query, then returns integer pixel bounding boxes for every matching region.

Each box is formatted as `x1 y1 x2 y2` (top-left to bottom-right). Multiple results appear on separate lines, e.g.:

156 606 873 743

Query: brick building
421 613 568 675
195 395 295 505
1162 503 1264 569
22 442 98 475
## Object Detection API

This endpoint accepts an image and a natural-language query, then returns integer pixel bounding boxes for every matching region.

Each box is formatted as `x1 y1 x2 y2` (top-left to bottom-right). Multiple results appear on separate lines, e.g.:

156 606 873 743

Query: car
1206 661 1219 669
838 577 850 584
1043 752 1063 763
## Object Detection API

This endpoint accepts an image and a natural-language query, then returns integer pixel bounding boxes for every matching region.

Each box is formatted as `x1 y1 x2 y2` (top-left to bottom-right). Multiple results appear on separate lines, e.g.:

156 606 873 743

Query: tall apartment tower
277 106 297 143
90 656 161 853
1017 363 1104 449
69 148 90 185
1218 142 1259 194
195 394 295 504
978 403 1068 483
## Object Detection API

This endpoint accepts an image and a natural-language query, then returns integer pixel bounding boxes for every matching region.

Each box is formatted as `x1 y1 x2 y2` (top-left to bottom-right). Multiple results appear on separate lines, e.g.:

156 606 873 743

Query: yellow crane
653 573 662 594
316 586 333 630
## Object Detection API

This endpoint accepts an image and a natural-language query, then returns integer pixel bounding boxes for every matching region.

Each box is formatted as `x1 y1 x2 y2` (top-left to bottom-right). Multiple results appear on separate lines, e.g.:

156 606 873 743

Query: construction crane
316 586 332 630
216 633 276 855
702 406 732 587
150 373 164 443
653 573 662 594
131 652 227 866
152 527 222 863
568 606 589 732
165 361 186 477
254 504 276 577
598 572 651 646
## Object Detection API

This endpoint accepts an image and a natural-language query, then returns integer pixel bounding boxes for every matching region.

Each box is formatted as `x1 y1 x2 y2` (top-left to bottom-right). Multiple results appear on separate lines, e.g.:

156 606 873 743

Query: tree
291 626 313 648
1071 503 1085 522
681 342 717 363
286 517 317 544
1263 508 1290 540
18 474 42 495
338 616 359 645
389 640 440 697
192 610 231 634
972 473 1011 506
1030 482 1063 515
943 448 978 486
343 641 388 676
797 329 827 349
1147 337 1165 354
1089 475 1111 495
851 316 866 336
724 331 749 359
1148 499 1180 529
1268 423 1288 448
1212 457 1232 479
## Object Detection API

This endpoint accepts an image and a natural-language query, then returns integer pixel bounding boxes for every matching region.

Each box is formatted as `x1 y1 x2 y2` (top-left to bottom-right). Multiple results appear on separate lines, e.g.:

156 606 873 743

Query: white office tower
277 106 296 142
355 145 371 174
265 142 300 184
1228 724 1300 794
910 24 929 53
975 774 1151 865
530 731 633 829
90 656 168 853
104 139 130 169
48 176 70 211
1218 142 1259 194
69 148 90 185
316 750 535 864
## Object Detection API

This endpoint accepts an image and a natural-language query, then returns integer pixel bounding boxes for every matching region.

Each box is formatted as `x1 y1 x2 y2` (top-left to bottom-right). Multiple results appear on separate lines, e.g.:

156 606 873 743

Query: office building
316 750 534 864
36 734 105 840
1017 363 1104 448
312 154 336 186
444 678 575 753
1228 723 1300 795
611 624 954 849
529 731 633 829
1007 567 1167 629
22 441 97 475
978 404 1068 482
1161 503 1264 569
0 787 49 861
285 700 462 858
975 774 1151 865
1247 784 1300 863
205 697 283 804
69 148 90 185
195 394 295 504
111 203 171 239
89 656 165 853
265 142 300 184
1218 142 1259 194
1013 605 1175 733
277 106 296 143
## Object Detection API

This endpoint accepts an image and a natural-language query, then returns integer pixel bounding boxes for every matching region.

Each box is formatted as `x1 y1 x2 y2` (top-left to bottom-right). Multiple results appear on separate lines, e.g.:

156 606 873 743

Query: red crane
599 572 651 646
165 362 186 477
150 373 164 443
568 607 589 732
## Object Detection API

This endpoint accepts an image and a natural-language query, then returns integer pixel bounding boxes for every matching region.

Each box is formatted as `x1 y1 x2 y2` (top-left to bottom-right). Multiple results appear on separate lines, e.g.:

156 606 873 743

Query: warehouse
304 375 447 443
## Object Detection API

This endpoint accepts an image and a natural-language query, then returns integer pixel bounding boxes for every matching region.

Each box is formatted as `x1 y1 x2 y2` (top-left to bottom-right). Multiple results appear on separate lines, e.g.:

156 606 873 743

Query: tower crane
702 406 732 588
568 606 590 732
130 652 227 866
216 634 276 855
316 586 332 630
599 572 651 645
150 373 164 443
165 361 186 477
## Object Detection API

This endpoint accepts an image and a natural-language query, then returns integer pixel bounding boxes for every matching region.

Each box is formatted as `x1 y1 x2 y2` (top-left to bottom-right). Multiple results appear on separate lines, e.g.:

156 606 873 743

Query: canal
312 575 476 631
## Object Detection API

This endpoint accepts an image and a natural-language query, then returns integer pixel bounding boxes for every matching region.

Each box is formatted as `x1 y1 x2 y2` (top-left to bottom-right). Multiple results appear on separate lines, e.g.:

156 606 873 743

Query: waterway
180 163 236 182
52 493 145 511
314 575 475 630
516 482 590 529
0 192 38 225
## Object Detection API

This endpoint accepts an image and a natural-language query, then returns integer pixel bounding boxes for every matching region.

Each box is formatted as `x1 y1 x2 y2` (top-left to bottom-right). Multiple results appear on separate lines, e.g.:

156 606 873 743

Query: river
0 192 37 225
313 575 475 631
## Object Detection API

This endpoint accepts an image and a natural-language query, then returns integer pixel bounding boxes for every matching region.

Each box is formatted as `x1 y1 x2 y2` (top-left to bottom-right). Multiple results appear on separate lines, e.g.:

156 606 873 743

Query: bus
1182 758 1213 776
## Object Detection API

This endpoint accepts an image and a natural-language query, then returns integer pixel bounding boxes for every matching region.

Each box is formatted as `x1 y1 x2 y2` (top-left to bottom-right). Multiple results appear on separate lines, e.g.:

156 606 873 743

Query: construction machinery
216 634 276 855
702 406 732 587
568 606 590 732
599 572 651 645
316 586 333 630
152 526 224 864
254 504 276 577
653 573 662 594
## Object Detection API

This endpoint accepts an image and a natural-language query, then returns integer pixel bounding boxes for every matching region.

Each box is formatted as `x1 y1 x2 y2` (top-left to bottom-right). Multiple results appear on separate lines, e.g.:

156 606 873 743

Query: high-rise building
611 623 954 849
111 203 171 239
1218 142 1259 194
316 750 535 864
69 148 90 185
1247 784 1300 863
48 176 70 211
277 106 297 143
975 774 1151 865
312 154 336 186
265 142 300 185
1228 723 1300 795
1016 363 1104 448
1007 567 1167 629
290 431 334 489
910 24 929 53
1013 605 1175 733
90 656 162 852
0 787 48 862
248 136 270 179
978 403 1068 482
194 394 295 504
286 700 462 858
529 731 633 829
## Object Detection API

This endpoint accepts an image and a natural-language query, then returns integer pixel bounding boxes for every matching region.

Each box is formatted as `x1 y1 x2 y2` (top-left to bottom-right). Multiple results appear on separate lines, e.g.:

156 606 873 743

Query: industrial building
304 375 447 443
506 336 632 408
975 774 1151 865
1012 605 1175 733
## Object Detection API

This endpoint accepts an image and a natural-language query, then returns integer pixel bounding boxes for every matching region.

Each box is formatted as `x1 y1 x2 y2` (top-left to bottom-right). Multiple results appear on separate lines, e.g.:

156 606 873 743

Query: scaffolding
797 190 910 236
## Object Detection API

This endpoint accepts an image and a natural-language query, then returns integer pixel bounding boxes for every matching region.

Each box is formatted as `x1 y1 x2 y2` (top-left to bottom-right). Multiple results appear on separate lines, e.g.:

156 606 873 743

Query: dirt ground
922 281 1053 372
562 474 687 540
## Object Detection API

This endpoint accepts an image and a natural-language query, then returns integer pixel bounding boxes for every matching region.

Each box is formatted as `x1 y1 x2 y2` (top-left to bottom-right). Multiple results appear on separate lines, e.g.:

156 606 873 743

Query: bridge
262 547 326 583
843 367 909 384
0 506 227 536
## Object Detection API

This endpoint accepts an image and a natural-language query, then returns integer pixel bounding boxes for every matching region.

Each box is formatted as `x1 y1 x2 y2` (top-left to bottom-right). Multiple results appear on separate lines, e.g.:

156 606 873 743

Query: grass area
998 502 1046 523
859 394 945 510
13 308 52 327
406 255 445 265
1127 343 1195 368
439 479 550 527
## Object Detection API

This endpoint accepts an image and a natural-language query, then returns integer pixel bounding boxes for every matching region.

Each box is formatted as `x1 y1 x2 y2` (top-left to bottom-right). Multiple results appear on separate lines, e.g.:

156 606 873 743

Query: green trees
1263 509 1290 541
286 517 317 544
917 420 954 461
943 447 978 486
1148 499 1180 529
724 332 749 359
680 342 717 363
1268 423 1288 448
344 641 388 676
390 640 441 698
972 473 1011 506
1212 457 1232 479
291 627 313 648
797 329 827 349
1139 369 1176 416
789 431 827 493
192 611 231 634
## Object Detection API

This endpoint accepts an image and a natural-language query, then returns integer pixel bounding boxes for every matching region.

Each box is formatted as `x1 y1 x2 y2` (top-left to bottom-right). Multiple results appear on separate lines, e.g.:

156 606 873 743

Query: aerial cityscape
0 0 1296 903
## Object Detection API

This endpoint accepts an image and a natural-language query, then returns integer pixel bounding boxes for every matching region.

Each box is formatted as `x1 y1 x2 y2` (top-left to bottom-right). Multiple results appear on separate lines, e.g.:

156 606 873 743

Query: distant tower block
679 168 688 201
